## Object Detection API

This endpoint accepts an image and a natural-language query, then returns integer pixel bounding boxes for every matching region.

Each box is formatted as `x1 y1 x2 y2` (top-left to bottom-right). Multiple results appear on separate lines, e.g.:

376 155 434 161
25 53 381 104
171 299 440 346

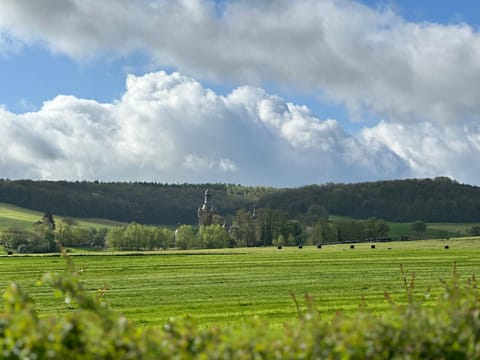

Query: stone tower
198 189 217 226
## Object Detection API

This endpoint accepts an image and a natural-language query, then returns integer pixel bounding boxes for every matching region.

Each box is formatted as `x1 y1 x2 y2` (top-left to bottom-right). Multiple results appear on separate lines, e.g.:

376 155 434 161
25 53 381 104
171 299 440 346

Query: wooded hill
0 180 273 225
0 177 479 224
258 177 480 222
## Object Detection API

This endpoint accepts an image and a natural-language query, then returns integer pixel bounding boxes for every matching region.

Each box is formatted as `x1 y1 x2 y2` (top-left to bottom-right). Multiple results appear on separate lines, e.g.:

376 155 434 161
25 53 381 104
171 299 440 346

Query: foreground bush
0 258 479 359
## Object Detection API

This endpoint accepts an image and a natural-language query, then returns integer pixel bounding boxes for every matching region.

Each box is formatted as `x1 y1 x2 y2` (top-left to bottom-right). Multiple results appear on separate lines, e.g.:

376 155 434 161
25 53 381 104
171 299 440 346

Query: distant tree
106 227 126 250
468 225 480 236
1 225 57 254
323 222 338 243
33 221 56 252
411 220 427 237
0 226 30 252
374 219 390 238
105 224 173 251
55 221 74 247
364 218 389 239
91 227 108 247
71 227 93 247
198 225 229 249
310 220 324 244
41 212 56 230
334 220 361 242
230 209 256 247
284 220 305 245
175 225 197 250
311 218 337 244
255 208 288 247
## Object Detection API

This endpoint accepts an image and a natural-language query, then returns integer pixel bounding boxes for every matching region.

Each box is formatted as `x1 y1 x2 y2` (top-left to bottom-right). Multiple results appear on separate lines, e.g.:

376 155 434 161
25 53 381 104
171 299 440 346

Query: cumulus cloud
361 121 480 185
1 0 480 125
0 71 409 186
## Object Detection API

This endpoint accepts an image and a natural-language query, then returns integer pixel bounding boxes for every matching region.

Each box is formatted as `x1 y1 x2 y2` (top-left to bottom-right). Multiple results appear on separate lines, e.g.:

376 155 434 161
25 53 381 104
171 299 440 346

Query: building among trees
198 189 221 226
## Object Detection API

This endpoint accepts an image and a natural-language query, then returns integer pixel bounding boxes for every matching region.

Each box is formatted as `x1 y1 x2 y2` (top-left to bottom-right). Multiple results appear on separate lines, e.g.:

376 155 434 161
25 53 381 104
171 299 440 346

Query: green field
1 238 479 328
0 202 125 230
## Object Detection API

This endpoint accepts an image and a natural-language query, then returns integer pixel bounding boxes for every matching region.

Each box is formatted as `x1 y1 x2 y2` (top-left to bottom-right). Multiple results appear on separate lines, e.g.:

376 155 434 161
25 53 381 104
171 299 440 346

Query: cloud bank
0 71 410 186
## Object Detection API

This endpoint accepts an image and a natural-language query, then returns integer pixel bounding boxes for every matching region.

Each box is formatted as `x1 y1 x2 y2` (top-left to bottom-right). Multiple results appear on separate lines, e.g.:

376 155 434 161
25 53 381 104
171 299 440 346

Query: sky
1 0 480 187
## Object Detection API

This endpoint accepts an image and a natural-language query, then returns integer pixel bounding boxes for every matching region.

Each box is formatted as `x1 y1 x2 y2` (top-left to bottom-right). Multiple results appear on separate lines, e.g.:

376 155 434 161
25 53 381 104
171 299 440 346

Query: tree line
0 209 396 254
0 213 108 254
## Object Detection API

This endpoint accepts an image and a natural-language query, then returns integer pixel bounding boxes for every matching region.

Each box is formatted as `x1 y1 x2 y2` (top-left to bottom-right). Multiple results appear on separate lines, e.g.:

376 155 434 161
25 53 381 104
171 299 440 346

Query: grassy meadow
0 202 124 230
0 238 480 328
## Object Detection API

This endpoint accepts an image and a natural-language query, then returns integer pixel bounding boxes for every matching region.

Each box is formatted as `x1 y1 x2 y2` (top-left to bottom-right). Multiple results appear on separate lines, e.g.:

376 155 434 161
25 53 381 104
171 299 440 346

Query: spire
198 188 216 226
201 188 211 210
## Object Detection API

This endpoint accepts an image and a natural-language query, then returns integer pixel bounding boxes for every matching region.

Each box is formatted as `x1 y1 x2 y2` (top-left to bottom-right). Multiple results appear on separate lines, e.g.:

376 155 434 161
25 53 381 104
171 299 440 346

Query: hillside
0 180 274 225
0 202 125 230
0 177 479 224
257 177 480 222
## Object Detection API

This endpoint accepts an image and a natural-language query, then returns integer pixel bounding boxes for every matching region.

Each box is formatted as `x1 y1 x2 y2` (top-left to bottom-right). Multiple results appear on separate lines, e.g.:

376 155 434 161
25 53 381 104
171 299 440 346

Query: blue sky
1 0 480 186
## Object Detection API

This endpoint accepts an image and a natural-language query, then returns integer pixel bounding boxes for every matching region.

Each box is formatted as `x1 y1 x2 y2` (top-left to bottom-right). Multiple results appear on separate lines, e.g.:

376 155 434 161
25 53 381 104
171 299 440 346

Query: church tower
198 189 217 226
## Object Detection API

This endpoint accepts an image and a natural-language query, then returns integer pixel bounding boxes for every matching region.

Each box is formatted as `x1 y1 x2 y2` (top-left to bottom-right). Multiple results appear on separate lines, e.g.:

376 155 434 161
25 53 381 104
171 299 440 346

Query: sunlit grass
0 238 479 328
0 202 125 231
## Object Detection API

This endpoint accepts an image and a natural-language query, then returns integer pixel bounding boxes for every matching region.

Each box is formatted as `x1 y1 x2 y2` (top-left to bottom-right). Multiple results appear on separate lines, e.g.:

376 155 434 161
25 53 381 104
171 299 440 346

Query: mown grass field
0 238 479 328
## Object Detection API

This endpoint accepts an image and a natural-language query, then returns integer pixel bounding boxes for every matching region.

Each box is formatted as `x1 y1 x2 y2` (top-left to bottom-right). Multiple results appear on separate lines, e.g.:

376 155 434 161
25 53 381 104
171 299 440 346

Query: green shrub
1 256 480 359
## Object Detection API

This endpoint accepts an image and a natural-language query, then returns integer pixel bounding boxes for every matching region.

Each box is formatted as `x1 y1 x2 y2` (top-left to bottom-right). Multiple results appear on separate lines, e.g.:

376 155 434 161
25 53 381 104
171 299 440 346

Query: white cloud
0 71 410 186
2 70 480 185
2 0 480 126
361 120 480 185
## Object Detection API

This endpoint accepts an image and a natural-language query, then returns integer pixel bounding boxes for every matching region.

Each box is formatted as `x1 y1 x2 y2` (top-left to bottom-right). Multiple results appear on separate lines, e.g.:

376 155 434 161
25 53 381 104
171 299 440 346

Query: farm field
0 238 479 328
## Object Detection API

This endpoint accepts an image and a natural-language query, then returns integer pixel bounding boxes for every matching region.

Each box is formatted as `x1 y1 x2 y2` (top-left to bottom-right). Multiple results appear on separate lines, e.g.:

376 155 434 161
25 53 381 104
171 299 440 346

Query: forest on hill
258 177 480 222
0 180 272 225
0 177 479 224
